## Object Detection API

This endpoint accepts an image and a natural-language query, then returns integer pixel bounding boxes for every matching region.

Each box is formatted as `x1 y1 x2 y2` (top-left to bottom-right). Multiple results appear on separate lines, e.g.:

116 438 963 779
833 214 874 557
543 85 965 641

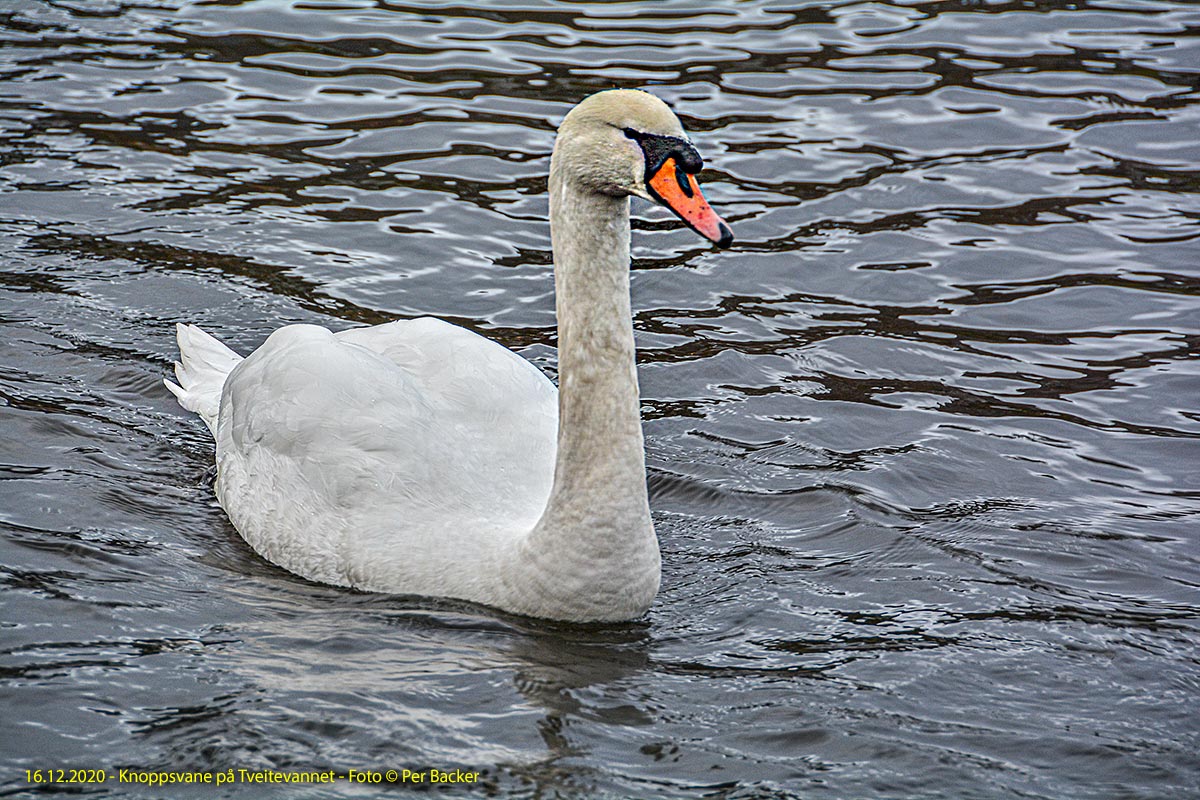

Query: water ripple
2 0 1198 798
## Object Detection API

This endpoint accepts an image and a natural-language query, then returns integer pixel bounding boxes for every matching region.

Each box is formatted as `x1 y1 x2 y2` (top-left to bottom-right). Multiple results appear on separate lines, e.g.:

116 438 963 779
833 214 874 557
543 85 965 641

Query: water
2 0 1198 797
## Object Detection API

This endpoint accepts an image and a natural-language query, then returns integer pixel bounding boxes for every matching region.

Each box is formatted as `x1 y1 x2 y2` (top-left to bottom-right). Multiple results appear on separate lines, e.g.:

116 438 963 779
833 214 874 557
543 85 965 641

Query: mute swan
167 90 733 622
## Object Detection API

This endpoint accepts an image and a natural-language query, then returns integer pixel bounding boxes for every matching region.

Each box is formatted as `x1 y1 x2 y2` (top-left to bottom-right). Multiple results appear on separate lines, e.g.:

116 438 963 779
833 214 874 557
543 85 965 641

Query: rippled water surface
3 0 1199 797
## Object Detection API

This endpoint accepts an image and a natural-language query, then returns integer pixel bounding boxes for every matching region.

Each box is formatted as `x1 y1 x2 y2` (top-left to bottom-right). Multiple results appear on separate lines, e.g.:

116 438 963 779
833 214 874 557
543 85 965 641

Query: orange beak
646 157 734 248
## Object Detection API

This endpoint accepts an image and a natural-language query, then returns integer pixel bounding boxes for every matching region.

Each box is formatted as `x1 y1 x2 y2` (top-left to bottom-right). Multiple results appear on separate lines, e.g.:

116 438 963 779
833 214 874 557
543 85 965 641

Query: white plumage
171 319 556 602
167 90 731 621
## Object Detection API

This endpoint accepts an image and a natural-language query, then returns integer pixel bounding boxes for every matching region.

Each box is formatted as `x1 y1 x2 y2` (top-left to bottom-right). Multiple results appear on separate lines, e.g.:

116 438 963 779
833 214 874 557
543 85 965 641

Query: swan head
553 89 734 248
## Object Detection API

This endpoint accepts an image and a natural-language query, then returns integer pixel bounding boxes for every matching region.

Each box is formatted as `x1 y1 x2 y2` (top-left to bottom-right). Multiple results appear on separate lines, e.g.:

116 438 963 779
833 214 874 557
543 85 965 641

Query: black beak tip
715 221 734 249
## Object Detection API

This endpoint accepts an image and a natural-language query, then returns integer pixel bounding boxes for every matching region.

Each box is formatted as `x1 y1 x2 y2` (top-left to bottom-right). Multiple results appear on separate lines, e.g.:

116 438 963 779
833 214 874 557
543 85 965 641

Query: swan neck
547 175 649 519
498 160 659 623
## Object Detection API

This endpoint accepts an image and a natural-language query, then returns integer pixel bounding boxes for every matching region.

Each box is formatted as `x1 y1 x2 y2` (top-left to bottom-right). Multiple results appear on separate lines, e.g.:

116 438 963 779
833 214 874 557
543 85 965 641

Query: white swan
167 90 733 622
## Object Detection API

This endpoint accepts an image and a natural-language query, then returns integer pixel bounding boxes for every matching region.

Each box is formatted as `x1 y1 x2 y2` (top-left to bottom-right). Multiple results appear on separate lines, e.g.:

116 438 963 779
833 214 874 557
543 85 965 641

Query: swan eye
622 127 704 176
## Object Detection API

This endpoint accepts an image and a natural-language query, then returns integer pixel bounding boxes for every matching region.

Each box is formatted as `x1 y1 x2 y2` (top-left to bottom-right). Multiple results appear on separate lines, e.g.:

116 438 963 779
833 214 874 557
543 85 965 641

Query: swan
167 89 733 622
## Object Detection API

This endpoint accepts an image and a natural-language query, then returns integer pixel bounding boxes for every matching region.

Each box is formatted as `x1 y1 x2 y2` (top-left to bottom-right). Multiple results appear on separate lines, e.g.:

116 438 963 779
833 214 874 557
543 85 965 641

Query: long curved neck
548 175 648 510
506 159 659 621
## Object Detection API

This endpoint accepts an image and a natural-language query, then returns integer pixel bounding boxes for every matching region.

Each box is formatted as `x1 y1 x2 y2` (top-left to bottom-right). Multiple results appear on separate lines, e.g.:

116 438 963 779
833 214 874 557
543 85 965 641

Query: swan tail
165 323 242 437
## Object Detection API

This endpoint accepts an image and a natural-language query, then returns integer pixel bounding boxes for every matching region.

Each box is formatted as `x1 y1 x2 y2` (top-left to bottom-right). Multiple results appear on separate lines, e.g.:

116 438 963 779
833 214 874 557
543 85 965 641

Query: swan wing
212 319 557 590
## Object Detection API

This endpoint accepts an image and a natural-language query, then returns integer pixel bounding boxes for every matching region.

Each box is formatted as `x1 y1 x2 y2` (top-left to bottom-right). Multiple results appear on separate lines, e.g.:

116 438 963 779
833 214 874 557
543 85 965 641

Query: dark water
2 0 1198 797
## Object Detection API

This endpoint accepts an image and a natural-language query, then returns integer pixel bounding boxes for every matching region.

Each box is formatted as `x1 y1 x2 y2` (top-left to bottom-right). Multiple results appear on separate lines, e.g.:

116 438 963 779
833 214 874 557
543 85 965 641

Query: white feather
164 323 242 436
167 90 727 621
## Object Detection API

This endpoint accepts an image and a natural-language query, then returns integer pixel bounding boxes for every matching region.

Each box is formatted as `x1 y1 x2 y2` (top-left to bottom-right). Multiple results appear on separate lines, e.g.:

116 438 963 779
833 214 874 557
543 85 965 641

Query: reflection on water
1 0 1198 797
